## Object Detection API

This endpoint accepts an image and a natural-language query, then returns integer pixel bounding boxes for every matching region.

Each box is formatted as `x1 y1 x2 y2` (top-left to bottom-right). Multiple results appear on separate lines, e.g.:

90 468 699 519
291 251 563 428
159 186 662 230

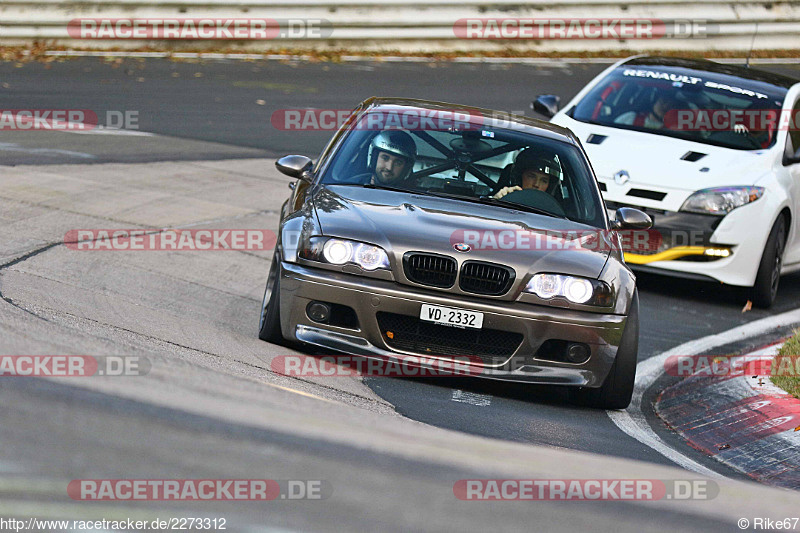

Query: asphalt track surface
2 58 800 531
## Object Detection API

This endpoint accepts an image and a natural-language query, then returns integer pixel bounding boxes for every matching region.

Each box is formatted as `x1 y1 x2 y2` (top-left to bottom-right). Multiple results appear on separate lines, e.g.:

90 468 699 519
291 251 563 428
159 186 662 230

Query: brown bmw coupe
259 97 651 409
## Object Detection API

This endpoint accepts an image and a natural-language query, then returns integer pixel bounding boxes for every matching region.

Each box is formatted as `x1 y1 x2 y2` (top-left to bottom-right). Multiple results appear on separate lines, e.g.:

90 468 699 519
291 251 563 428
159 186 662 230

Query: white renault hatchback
536 56 800 307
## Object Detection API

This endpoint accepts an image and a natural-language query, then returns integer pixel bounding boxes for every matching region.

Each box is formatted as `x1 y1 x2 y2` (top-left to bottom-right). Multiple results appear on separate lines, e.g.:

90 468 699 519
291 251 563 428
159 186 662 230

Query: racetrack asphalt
1 57 800 530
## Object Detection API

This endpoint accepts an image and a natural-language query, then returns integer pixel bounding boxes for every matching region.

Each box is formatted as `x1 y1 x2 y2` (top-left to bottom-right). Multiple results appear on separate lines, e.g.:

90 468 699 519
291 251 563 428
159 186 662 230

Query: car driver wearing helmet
367 130 417 186
493 148 561 200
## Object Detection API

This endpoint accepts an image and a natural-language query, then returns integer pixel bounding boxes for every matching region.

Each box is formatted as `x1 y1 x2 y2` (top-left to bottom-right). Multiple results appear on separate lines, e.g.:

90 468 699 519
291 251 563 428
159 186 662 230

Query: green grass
772 330 800 399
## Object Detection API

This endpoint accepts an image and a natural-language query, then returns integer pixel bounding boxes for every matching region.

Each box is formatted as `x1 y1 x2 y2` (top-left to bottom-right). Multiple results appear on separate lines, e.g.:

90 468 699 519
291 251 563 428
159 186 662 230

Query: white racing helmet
367 130 417 180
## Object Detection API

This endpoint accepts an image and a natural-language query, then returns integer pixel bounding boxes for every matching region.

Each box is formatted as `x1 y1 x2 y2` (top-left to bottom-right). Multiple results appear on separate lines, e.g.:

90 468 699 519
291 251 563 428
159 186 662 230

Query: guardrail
0 0 798 52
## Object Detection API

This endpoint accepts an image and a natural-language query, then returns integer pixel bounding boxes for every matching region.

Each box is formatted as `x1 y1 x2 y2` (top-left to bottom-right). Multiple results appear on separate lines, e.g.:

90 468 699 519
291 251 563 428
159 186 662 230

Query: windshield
572 65 788 150
320 109 605 227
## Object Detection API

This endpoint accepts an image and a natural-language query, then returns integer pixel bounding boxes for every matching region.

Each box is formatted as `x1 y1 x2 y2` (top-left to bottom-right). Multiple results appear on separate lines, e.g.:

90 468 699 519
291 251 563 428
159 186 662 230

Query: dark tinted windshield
320 109 605 227
572 65 788 150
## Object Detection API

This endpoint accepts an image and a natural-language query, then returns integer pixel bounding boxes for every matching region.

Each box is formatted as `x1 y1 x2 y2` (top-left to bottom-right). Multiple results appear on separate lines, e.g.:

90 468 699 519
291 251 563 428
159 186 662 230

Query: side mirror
276 155 313 182
531 95 561 119
612 207 652 230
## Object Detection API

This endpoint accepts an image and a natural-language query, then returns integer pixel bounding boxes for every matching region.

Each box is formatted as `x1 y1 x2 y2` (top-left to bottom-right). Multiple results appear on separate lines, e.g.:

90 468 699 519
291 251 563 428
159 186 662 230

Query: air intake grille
459 261 514 296
377 312 523 364
403 253 457 288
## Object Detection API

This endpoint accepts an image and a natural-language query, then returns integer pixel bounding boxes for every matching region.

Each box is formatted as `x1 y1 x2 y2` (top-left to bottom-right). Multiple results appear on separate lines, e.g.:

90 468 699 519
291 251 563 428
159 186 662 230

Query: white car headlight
323 239 353 264
680 186 764 215
307 237 390 271
529 273 563 299
564 277 593 303
353 243 389 271
526 274 611 306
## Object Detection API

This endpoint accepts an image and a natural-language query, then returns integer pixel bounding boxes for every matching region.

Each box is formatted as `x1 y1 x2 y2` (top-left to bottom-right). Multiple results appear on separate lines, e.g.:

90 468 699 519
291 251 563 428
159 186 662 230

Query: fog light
704 248 731 257
566 343 590 364
307 302 331 323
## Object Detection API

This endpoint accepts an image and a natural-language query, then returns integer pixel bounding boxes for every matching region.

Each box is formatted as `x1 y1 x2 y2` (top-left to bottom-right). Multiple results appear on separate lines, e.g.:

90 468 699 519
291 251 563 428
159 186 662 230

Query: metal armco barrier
0 0 798 52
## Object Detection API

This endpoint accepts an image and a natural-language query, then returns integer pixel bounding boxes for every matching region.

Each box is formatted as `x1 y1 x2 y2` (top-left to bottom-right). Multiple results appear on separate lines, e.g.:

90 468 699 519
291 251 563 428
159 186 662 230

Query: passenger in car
493 148 561 199
614 95 678 129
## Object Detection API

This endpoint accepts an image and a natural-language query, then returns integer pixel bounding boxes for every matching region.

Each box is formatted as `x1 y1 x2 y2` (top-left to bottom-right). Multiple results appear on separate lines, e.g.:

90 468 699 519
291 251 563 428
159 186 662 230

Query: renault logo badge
614 170 630 185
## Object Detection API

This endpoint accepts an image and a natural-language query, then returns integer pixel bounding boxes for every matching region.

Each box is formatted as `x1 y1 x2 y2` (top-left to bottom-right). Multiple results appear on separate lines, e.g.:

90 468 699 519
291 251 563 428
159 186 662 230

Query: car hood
312 185 613 280
554 116 774 212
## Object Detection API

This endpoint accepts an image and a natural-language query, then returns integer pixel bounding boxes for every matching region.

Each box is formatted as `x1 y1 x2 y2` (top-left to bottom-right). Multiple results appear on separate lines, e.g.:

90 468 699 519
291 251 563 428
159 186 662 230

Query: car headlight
680 186 764 216
301 237 390 271
323 239 353 264
525 274 613 306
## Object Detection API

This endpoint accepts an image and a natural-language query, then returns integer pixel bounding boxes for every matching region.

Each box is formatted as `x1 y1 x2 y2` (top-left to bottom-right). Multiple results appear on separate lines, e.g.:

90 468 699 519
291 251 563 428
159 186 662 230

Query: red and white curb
656 342 800 489
608 307 800 481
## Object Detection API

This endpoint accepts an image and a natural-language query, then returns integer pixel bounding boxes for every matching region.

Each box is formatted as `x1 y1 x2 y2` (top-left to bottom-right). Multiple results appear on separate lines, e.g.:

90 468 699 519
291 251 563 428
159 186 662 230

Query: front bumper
278 261 629 387
607 200 771 286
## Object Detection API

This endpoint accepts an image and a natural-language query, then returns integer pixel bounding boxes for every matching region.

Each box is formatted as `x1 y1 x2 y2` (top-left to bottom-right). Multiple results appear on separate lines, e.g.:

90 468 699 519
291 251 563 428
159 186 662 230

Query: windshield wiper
474 196 569 219
360 183 413 193
336 182 442 198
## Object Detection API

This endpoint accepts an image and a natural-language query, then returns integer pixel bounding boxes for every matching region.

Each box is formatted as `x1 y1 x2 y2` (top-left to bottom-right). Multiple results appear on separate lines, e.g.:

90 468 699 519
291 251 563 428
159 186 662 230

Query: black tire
570 291 639 410
258 252 283 343
748 215 787 309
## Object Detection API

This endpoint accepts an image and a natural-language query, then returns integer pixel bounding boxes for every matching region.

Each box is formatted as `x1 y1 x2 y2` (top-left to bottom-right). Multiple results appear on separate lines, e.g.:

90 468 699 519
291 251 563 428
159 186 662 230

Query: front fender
599 256 637 316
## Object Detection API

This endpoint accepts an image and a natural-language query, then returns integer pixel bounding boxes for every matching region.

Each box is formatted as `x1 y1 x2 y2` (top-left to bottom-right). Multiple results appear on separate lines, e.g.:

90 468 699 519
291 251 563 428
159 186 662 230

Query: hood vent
681 151 707 162
586 134 607 145
627 188 666 201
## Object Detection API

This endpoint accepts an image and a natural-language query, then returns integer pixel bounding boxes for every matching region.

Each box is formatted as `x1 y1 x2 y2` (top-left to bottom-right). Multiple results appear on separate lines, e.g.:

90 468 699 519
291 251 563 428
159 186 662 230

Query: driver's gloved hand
493 186 522 199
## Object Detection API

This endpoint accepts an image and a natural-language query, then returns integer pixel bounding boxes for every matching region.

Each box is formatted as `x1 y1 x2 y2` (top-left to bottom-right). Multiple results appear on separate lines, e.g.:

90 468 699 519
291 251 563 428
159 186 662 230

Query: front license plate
420 304 483 329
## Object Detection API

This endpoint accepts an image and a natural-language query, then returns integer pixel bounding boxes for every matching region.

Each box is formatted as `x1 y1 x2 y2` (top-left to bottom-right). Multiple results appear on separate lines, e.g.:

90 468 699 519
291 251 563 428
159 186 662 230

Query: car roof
358 97 582 146
623 56 799 89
